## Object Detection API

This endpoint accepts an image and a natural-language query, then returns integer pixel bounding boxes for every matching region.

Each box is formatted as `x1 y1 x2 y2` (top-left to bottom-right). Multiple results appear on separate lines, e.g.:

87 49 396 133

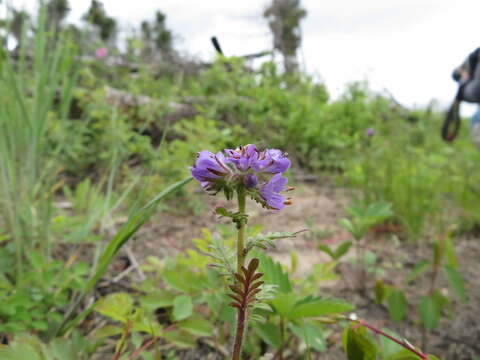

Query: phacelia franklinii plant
191 144 294 360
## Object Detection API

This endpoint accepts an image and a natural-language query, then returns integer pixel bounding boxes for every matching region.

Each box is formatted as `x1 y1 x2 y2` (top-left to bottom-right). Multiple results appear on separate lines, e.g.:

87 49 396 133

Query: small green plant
375 229 467 351
338 201 393 289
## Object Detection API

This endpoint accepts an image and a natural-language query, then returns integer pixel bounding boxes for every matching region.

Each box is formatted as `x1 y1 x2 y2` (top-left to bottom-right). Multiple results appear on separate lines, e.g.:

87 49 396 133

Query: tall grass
0 5 77 275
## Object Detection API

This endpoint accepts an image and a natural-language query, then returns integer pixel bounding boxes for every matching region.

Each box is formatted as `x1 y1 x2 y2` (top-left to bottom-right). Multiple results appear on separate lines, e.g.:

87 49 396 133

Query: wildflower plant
191 144 294 359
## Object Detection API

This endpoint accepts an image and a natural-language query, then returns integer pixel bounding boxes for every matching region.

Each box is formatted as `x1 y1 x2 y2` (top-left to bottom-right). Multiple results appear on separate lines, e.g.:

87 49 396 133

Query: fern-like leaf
228 258 264 313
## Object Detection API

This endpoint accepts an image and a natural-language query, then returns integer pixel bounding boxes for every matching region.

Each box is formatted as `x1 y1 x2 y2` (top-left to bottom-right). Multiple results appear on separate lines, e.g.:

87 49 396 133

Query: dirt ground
125 178 480 360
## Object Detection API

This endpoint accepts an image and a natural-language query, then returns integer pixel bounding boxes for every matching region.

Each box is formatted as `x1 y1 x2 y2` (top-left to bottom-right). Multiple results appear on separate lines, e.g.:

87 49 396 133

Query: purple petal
252 148 291 174
191 150 228 182
270 173 288 192
259 174 288 210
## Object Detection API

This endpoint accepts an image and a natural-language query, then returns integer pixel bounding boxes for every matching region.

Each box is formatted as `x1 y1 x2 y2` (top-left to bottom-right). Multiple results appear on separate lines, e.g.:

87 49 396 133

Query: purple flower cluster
191 144 291 210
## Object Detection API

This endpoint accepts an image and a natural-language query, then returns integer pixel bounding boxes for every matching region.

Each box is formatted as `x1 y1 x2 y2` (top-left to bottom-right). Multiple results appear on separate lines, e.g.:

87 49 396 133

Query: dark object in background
211 36 224 55
442 100 461 142
210 35 272 59
441 85 464 142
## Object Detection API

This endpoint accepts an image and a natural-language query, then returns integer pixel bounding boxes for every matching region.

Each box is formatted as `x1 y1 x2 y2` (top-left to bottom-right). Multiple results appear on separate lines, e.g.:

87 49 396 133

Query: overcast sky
9 0 480 112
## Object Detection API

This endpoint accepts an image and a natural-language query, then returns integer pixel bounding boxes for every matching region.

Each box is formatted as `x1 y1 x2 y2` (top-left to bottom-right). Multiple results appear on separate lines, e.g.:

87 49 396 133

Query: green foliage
0 333 92 360
340 201 393 240
56 176 192 336
0 251 88 335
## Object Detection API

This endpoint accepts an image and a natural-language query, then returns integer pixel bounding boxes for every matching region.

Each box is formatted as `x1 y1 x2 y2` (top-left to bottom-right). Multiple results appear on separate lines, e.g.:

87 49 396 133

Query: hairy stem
236 187 246 273
232 308 247 360
232 186 247 360
353 319 429 359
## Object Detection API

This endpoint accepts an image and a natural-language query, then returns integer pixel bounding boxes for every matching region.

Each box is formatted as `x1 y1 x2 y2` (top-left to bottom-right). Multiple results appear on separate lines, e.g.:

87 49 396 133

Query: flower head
366 128 375 137
191 144 291 210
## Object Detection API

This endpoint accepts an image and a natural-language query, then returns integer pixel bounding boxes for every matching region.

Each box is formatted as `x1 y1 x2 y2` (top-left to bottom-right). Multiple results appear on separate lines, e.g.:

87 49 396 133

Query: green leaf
344 326 377 360
214 207 234 218
339 218 358 238
27 252 45 270
387 290 407 323
317 244 335 259
92 325 123 339
374 281 395 305
334 241 353 260
172 295 193 321
256 253 292 293
140 291 175 311
386 348 423 359
0 342 43 360
95 293 134 323
405 260 430 283
289 321 326 351
178 315 213 336
289 297 354 320
374 280 387 304
431 289 451 314
443 236 458 269
379 328 404 358
443 265 467 301
163 269 203 293
419 296 439 331
163 329 196 348
255 322 282 348
270 293 297 318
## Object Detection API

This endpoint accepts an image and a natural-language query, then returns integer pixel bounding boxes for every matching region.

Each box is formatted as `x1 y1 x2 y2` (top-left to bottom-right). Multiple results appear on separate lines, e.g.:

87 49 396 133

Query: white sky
7 0 480 112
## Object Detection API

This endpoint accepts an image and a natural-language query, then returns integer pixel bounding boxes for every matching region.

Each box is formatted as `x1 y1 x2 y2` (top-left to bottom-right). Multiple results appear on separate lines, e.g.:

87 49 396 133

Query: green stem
236 187 246 273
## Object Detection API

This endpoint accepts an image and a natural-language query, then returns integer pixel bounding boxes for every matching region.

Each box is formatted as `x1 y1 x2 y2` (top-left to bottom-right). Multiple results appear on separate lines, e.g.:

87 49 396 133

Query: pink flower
95 47 108 59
